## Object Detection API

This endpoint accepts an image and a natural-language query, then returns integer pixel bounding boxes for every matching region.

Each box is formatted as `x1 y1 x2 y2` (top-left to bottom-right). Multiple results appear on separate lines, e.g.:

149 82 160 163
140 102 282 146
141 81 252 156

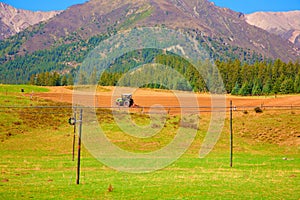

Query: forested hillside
0 29 265 85
0 32 110 84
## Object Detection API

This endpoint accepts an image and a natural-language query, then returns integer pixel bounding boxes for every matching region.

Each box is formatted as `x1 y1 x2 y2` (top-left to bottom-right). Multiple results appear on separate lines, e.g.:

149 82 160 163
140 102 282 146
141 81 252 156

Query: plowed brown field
32 86 300 112
26 86 300 146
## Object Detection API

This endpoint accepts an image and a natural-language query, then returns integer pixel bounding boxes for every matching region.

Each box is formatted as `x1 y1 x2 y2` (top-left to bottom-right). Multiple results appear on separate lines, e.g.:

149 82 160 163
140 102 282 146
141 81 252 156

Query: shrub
254 107 263 113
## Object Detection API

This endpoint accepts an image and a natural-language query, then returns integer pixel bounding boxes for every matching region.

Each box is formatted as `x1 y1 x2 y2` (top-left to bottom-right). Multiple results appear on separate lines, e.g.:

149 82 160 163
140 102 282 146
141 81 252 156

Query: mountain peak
246 10 300 48
0 2 61 40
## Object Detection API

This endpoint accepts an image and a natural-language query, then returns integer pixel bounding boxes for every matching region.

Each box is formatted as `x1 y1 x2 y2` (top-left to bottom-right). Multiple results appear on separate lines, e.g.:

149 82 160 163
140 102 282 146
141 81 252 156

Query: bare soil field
27 86 300 146
32 86 300 110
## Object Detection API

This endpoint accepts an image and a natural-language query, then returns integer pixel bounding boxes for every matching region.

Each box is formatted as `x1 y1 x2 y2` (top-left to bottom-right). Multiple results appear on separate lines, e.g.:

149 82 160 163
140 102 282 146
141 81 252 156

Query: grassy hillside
0 86 299 199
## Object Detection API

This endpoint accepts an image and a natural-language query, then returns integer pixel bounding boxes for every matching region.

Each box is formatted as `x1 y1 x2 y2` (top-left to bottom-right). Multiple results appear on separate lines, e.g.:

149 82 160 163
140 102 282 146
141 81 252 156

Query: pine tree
294 73 300 93
50 72 61 86
273 75 285 94
238 82 252 96
231 82 240 95
262 78 272 95
280 78 294 94
29 74 36 85
252 84 261 96
44 72 50 86
67 75 74 86
61 75 68 86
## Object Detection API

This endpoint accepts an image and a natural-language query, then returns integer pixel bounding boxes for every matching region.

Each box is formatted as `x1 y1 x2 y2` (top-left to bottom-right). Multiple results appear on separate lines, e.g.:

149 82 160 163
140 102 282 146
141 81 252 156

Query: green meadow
0 85 299 199
0 84 49 93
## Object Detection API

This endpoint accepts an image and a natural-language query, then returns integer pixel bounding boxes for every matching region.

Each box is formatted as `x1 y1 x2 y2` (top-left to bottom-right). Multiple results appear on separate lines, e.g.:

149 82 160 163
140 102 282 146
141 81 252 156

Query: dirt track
32 86 300 112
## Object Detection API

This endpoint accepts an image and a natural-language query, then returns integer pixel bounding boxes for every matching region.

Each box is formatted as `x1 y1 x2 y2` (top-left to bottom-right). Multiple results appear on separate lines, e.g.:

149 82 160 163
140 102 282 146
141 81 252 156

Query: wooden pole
76 109 83 184
230 100 233 167
72 110 76 161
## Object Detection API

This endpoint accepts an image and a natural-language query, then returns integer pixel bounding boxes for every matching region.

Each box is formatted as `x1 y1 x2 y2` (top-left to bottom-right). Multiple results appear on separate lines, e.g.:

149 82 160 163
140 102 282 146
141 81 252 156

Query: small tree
280 78 294 94
67 75 74 86
231 82 240 95
262 78 272 95
238 82 252 96
61 75 68 86
252 82 262 96
294 74 300 93
29 74 36 85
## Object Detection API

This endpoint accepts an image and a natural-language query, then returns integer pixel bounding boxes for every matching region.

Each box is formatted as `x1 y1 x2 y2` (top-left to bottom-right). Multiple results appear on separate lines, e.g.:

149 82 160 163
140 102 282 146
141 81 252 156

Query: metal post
76 109 83 184
230 100 233 167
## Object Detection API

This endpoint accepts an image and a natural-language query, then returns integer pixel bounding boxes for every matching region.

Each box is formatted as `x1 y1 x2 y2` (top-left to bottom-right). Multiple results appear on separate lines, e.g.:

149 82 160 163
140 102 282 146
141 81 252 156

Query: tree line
216 59 300 95
97 54 300 95
29 72 73 86
155 56 300 95
29 54 300 96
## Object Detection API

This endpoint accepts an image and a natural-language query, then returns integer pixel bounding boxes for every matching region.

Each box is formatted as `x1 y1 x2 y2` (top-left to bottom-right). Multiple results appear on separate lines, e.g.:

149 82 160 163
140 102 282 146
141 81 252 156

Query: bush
254 107 263 113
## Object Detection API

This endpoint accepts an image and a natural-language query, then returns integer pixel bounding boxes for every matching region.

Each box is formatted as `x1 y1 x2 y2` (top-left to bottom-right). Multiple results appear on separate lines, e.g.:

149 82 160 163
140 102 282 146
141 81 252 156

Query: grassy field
0 84 49 93
0 85 299 199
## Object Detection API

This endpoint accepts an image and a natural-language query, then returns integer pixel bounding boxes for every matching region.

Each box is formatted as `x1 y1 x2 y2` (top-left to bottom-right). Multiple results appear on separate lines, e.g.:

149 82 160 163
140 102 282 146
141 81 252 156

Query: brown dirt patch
32 86 300 110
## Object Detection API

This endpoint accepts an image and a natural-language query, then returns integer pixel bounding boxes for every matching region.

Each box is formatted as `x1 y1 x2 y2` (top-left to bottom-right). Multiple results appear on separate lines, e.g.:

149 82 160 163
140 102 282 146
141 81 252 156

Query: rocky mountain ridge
1 0 299 63
2 0 296 62
246 10 300 48
0 2 61 40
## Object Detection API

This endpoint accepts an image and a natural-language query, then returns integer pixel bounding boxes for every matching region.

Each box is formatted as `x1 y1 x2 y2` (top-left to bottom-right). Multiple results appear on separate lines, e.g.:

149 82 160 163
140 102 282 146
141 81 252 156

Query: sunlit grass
0 84 49 93
0 91 299 199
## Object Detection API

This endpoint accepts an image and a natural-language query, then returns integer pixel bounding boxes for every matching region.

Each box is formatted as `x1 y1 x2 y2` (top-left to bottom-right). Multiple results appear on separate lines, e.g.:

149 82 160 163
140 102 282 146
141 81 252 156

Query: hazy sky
210 0 300 13
1 0 300 13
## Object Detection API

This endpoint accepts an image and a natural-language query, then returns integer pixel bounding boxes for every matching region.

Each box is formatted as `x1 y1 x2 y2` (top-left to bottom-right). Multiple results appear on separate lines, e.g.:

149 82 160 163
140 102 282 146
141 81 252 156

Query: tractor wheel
129 99 134 107
124 100 130 107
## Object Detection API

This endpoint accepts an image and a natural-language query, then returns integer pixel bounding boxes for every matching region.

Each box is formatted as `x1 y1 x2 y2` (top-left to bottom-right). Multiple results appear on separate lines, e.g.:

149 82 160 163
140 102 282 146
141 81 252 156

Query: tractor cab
116 93 134 107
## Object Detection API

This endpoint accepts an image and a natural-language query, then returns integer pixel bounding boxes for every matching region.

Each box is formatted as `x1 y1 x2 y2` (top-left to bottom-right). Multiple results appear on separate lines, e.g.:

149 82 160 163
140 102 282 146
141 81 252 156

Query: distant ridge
246 10 300 49
0 2 61 40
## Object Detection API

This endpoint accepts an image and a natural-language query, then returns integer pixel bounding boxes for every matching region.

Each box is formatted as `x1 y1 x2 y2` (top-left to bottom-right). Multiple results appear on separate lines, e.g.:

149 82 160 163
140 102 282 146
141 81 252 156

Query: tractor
115 94 134 107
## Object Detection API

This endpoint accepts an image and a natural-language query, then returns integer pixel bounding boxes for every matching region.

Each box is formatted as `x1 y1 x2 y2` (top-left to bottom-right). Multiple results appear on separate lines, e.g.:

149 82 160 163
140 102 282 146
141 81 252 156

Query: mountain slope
0 2 61 40
8 0 299 62
0 0 299 84
246 11 300 48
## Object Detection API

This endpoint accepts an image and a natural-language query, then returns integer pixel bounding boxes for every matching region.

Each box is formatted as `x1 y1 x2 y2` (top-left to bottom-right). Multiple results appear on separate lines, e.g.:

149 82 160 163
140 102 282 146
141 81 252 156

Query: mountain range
0 2 60 40
0 0 299 84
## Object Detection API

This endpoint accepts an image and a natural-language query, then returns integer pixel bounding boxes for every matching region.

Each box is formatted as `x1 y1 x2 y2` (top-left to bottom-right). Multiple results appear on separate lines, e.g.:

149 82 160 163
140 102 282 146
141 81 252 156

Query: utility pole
230 101 233 167
72 110 76 161
76 109 83 184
